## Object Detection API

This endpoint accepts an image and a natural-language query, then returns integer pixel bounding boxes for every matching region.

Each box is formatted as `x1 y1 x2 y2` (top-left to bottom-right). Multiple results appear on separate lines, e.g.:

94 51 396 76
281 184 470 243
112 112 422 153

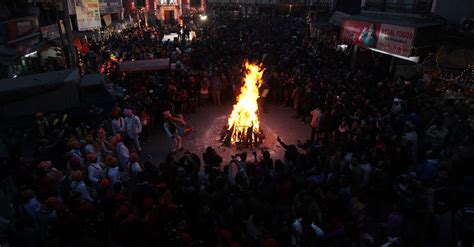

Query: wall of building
432 0 474 26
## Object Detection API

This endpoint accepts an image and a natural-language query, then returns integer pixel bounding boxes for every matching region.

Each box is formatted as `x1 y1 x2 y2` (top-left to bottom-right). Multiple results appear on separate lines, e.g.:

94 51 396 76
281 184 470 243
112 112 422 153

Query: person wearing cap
391 98 403 114
68 139 84 168
71 171 93 202
87 152 103 188
107 157 121 186
20 190 41 222
129 152 142 178
112 134 130 170
124 108 143 152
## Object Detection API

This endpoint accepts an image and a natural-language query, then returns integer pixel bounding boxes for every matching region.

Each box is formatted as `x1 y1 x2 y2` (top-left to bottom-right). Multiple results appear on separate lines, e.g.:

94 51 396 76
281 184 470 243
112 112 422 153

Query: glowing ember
226 62 265 145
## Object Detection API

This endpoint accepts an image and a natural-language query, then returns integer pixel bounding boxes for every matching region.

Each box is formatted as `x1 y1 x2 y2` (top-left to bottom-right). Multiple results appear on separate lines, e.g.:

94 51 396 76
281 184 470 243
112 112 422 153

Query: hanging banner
341 19 381 48
100 0 123 14
75 0 102 31
341 19 416 58
377 24 416 58
103 14 112 26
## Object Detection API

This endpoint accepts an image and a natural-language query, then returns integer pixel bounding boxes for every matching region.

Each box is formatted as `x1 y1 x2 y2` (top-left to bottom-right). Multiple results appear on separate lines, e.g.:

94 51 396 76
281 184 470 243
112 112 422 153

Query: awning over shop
119 58 176 72
350 12 445 28
418 46 474 73
436 46 474 70
0 69 80 102
0 45 19 65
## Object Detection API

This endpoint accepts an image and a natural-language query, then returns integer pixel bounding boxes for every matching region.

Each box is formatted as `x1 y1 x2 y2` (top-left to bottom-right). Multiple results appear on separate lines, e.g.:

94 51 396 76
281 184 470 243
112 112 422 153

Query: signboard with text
40 24 64 40
377 24 416 58
341 19 416 58
75 0 102 31
100 0 123 14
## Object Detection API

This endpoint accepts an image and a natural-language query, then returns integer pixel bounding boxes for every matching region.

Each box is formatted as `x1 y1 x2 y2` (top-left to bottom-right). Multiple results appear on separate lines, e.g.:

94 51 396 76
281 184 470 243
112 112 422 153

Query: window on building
190 0 201 7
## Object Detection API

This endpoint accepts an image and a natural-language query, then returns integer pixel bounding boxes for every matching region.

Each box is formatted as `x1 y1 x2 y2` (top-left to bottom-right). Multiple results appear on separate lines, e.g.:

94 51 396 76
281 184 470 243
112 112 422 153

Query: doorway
164 10 175 24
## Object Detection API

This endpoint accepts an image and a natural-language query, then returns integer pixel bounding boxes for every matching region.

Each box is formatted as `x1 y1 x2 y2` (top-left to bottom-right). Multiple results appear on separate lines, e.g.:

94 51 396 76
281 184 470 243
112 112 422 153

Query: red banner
341 19 416 58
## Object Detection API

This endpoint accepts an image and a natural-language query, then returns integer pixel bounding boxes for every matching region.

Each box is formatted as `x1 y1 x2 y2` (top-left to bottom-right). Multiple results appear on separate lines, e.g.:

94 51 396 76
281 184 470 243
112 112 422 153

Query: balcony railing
363 0 433 15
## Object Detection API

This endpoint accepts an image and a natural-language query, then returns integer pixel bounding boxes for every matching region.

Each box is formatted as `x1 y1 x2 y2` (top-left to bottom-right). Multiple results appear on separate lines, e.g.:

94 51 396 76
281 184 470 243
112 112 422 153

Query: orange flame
227 62 265 145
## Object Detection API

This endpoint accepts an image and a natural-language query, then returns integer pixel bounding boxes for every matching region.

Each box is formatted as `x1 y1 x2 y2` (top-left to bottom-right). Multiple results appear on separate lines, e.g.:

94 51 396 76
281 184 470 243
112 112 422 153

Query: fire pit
221 62 265 148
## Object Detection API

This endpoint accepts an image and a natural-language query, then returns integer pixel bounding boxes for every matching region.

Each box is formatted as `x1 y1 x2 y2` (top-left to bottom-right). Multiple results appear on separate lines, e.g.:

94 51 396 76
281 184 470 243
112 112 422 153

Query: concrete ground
141 103 311 164
141 103 455 247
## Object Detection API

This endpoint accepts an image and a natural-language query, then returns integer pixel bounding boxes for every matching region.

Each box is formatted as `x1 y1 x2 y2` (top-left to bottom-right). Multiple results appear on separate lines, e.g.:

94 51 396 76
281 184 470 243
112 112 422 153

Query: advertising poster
75 0 101 31
341 19 416 58
377 24 416 57
340 19 381 49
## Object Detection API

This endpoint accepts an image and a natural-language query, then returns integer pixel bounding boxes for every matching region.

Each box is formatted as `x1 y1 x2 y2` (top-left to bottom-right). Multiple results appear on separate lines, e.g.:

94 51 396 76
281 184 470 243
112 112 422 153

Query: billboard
341 19 416 58
75 0 102 31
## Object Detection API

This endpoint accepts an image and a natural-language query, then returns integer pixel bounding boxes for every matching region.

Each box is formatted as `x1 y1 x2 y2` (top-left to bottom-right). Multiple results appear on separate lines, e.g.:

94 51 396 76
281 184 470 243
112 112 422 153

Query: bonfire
221 62 265 147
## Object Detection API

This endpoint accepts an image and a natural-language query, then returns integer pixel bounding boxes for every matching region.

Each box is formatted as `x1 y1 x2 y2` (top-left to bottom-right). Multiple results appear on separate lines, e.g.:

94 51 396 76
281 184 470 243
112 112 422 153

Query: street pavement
141 103 311 164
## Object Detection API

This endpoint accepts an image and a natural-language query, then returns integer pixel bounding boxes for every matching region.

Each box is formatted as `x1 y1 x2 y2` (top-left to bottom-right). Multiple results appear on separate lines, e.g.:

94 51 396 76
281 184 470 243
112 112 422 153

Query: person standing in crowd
87 152 103 188
139 109 151 143
211 74 222 106
71 171 93 202
106 157 121 186
5 15 474 247
310 106 321 143
124 109 143 152
111 106 126 135
113 134 130 170
33 112 49 139
129 153 142 178
163 112 182 153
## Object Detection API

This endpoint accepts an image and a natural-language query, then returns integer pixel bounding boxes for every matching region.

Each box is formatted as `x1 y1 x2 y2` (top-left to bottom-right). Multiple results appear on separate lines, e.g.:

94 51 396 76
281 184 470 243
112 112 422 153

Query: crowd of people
1 13 474 247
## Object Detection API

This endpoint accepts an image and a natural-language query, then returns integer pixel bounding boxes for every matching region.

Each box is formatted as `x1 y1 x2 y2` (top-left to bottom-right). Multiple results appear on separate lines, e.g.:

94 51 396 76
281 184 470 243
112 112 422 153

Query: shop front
100 0 123 27
339 14 444 73
0 16 42 78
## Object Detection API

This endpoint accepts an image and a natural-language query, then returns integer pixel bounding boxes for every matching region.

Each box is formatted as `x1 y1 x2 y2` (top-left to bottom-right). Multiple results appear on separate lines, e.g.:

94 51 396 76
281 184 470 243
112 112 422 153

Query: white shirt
87 163 103 184
71 181 93 202
129 162 142 177
107 166 121 185
112 117 125 135
125 115 142 137
116 142 130 170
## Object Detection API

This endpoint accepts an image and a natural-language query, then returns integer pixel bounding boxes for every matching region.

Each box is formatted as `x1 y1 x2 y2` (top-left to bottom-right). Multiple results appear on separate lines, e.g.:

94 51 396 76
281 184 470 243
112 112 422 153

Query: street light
199 14 208 21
